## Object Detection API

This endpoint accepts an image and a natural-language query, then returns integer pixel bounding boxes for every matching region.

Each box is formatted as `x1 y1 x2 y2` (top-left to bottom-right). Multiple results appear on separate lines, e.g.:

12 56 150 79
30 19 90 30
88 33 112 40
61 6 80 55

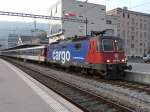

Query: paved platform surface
126 62 150 84
128 62 150 74
0 59 83 112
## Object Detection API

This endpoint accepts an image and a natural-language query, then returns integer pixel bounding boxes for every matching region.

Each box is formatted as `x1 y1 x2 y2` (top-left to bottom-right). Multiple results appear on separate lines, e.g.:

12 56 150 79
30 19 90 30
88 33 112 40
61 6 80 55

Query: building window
106 20 112 24
79 15 83 18
131 44 134 48
144 24 147 30
136 48 138 53
131 36 134 40
140 23 143 29
78 4 84 7
140 43 143 46
122 30 125 37
123 13 125 18
144 17 147 22
136 31 138 36
144 32 146 38
136 23 138 27
128 14 130 18
140 32 143 38
131 18 134 24
56 5 57 13
140 48 142 53
144 49 146 53
117 23 120 28
131 27 134 31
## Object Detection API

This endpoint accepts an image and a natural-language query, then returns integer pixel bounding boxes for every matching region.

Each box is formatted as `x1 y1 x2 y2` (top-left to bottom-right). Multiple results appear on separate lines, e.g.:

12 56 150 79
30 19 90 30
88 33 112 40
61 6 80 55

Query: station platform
126 63 150 84
0 59 83 112
129 62 150 73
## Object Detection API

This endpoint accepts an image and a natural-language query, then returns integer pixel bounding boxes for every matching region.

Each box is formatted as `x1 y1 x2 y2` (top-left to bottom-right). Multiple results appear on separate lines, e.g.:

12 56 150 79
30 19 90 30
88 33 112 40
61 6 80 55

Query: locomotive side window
74 43 81 51
115 39 124 51
96 39 103 51
102 39 113 51
62 45 67 49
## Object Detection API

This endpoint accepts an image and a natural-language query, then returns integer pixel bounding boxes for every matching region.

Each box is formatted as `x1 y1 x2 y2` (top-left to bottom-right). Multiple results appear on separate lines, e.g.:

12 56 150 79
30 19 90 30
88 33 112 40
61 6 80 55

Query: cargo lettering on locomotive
52 50 70 64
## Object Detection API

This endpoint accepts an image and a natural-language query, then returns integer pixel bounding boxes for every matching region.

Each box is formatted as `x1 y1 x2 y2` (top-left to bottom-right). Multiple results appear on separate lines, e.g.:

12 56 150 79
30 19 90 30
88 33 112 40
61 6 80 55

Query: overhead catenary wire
0 11 86 23
130 1 150 9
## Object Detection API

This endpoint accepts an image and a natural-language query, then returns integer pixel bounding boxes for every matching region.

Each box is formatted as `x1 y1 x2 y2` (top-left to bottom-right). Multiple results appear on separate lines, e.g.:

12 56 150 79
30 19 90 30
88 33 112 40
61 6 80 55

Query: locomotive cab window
102 39 113 51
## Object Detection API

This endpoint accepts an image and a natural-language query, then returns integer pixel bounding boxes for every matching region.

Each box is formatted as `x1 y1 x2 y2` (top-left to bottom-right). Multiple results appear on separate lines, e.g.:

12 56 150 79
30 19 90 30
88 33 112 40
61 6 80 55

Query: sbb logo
52 50 70 64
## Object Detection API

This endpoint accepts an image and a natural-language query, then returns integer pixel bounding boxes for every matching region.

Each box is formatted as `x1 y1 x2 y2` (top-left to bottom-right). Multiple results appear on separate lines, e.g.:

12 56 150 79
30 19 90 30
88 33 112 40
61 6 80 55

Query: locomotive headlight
106 59 110 63
121 59 125 62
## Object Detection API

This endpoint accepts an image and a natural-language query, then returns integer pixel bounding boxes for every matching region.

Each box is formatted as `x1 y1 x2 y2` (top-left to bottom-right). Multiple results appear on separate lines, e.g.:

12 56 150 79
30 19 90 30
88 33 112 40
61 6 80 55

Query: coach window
41 49 44 56
26 50 29 55
74 43 81 51
30 49 32 55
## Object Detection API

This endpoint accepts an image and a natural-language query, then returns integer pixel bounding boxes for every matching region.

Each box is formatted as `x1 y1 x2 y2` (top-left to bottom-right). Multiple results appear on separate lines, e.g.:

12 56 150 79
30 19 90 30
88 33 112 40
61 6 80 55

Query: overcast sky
0 0 150 22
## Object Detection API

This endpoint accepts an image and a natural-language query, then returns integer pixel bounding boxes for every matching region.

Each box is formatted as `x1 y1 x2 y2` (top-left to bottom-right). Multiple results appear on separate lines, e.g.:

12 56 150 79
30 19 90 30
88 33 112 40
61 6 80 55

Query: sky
0 0 150 22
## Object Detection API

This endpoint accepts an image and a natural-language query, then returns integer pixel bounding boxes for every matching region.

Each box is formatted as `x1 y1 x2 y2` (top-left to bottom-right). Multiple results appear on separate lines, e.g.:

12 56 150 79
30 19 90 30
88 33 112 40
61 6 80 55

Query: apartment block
107 7 149 57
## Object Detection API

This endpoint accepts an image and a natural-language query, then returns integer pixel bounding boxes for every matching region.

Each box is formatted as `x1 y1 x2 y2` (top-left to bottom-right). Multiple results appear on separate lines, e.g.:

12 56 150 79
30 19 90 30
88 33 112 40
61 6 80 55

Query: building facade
47 0 114 42
107 7 150 57
106 15 118 36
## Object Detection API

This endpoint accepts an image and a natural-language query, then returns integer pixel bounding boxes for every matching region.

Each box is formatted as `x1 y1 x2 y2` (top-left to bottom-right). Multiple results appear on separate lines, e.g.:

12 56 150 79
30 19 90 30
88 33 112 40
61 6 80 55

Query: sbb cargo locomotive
1 33 132 79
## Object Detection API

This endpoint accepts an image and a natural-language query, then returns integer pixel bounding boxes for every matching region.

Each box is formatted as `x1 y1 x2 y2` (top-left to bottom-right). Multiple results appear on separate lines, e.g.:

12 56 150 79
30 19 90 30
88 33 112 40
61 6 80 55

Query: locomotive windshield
100 38 123 52
102 39 113 51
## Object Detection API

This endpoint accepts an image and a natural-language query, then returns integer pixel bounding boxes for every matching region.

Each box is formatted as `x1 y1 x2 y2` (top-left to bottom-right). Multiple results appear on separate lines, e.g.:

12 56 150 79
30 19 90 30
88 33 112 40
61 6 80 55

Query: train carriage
1 45 46 62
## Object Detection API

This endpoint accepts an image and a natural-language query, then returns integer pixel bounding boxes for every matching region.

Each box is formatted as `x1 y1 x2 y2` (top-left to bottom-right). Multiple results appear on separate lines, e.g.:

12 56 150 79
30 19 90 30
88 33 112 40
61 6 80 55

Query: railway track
102 80 150 94
4 58 135 112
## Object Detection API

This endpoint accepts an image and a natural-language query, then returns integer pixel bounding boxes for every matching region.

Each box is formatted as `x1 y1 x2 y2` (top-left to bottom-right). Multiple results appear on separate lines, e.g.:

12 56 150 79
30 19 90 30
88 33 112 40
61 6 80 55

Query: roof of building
107 7 150 17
